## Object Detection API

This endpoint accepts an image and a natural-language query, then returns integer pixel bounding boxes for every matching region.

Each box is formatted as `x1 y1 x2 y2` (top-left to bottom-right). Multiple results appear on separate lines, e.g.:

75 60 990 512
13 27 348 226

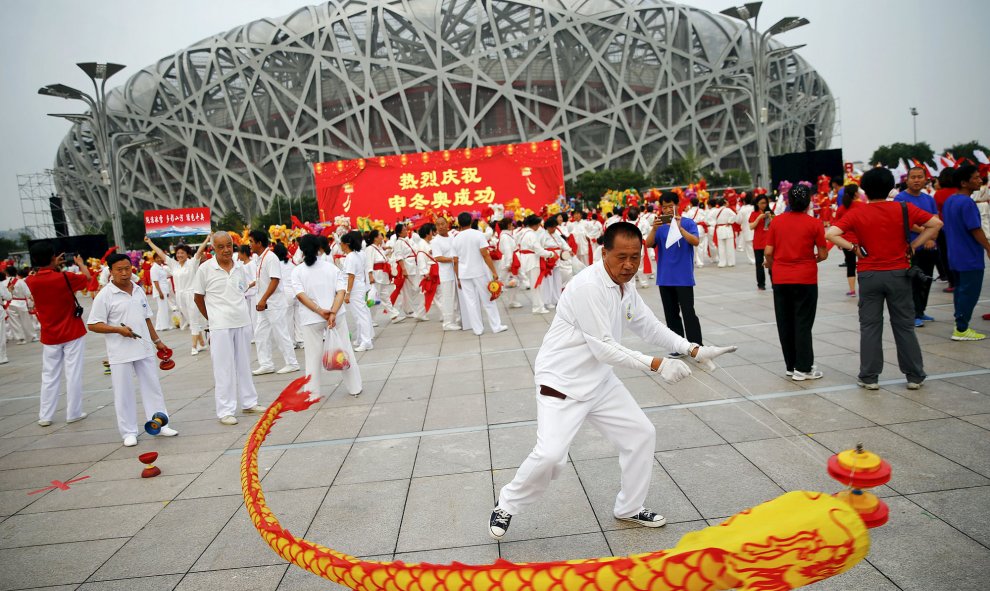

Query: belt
539 385 566 399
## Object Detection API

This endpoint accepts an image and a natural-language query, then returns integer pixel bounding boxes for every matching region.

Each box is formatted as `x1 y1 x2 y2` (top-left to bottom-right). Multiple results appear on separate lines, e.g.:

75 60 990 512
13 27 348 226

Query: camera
906 265 931 283
660 214 673 224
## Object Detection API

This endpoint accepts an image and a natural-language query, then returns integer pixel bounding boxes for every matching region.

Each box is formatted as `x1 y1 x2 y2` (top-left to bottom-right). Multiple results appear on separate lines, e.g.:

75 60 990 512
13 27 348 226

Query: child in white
340 231 374 351
87 254 178 446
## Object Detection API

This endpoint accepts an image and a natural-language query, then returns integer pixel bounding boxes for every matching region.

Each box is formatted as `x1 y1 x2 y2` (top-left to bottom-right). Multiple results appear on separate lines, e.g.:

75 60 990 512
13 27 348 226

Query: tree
99 210 149 250
869 142 934 167
0 237 20 259
705 168 752 188
251 196 321 230
944 141 990 163
215 208 248 233
654 151 703 186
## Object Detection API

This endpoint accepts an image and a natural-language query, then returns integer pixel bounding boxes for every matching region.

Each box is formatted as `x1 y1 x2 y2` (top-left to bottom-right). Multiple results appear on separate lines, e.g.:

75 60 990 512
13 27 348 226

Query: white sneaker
392 315 407 323
276 365 300 374
492 325 509 334
252 367 275 376
66 412 88 424
509 302 523 309
354 345 372 352
191 348 199 356
372 322 379 327
242 405 265 414
443 324 462 331
416 315 430 322
158 426 179 437
38 419 52 427
219 415 238 425
196 344 209 352
791 369 823 381
533 307 549 314
123 435 138 447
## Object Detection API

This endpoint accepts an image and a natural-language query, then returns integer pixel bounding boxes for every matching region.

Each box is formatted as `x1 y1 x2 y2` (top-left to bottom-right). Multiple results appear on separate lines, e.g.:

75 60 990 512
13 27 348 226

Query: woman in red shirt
834 183 861 296
764 185 828 381
748 195 772 290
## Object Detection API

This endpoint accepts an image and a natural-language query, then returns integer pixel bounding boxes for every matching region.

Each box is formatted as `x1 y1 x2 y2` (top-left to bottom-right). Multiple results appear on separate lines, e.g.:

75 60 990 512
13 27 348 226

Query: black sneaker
667 352 684 359
617 509 666 528
489 506 512 539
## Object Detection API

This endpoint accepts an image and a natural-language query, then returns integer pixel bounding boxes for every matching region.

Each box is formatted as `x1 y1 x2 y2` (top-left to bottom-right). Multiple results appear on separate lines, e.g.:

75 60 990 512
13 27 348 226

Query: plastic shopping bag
322 327 352 371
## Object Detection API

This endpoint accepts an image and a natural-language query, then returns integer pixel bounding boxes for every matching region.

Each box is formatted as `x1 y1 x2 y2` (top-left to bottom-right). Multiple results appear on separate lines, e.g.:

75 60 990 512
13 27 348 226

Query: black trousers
910 248 938 317
754 249 766 288
658 286 703 345
772 284 818 373
935 232 957 287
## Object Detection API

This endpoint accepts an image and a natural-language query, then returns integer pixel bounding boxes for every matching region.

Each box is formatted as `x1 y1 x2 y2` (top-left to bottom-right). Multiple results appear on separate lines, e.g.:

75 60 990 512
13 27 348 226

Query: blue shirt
654 217 698 287
942 193 985 272
894 190 938 243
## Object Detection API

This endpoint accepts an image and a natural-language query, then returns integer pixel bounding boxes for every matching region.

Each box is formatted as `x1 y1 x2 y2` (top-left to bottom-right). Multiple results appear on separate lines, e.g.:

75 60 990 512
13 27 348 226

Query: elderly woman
144 235 211 356
764 185 828 381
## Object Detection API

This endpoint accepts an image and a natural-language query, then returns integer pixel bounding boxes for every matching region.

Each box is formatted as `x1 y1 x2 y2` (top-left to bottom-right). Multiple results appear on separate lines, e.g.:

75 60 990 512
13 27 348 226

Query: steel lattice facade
54 0 834 229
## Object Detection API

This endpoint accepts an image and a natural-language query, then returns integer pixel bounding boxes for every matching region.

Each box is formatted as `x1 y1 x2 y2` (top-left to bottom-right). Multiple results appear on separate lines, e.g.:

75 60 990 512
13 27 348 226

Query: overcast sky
1 0 987 231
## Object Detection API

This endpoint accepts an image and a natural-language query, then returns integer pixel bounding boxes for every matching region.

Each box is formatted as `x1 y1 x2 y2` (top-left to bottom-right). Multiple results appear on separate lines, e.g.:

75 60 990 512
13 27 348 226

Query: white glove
657 357 692 383
691 344 738 371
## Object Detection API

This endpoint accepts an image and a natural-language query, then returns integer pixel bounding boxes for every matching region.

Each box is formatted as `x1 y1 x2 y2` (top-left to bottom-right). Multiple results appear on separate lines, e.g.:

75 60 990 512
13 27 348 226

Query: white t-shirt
87 281 155 364
452 228 490 280
291 260 347 326
150 263 172 296
279 260 296 297
166 257 201 293
431 234 456 282
342 250 368 292
193 258 251 330
254 249 285 309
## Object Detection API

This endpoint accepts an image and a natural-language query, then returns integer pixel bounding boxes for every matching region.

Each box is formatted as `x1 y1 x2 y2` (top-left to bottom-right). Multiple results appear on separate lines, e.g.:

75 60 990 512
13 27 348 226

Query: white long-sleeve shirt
534 261 692 401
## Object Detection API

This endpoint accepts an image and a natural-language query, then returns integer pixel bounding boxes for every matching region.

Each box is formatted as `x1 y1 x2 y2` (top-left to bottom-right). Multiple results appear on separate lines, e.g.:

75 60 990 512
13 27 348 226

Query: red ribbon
642 242 652 274
390 271 405 306
419 264 440 312
536 252 558 288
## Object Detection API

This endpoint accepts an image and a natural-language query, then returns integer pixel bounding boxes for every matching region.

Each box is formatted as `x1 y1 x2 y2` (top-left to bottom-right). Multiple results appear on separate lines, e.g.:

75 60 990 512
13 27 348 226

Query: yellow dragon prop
241 377 874 591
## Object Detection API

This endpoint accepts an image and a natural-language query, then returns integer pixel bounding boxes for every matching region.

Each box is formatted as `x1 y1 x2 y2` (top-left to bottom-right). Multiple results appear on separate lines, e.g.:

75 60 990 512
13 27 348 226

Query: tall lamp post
39 62 127 249
720 3 809 189
910 107 918 144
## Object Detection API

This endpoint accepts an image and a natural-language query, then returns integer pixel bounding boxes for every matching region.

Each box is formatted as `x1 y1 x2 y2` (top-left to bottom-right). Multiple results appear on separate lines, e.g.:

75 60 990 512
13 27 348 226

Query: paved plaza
0 261 988 591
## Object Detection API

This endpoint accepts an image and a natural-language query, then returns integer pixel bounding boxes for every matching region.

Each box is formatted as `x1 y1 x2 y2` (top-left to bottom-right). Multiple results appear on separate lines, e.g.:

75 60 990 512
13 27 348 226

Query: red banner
314 140 565 222
144 207 211 238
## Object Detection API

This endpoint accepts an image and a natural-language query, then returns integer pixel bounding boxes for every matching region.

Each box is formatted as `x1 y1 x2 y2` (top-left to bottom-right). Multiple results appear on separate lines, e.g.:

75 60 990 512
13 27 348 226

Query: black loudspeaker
804 124 817 152
770 148 844 191
49 194 69 238
28 235 110 266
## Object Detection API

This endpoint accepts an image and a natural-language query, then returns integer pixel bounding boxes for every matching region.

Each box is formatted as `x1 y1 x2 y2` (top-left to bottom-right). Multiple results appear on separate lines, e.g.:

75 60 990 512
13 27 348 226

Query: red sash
390 271 405 306
372 261 392 277
536 248 559 287
418 256 440 312
509 251 521 275
641 242 652 274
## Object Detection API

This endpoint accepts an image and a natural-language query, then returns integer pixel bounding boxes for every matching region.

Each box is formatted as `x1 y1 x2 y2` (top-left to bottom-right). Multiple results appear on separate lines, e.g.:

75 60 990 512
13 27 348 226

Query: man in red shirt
26 242 91 427
826 168 943 390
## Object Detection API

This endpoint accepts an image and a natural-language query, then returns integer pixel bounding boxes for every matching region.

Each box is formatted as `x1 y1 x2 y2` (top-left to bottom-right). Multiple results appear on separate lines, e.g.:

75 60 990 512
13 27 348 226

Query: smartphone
660 214 673 224
63 252 77 261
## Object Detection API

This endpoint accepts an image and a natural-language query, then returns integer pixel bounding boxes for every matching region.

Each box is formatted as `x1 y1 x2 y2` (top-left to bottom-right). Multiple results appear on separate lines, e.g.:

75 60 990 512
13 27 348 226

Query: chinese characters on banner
144 207 211 238
313 140 565 222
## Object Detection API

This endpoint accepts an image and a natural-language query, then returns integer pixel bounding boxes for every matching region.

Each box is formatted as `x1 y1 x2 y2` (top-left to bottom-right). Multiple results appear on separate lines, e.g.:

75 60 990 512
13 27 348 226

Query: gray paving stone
396 471 494 552
732 436 845 494
262 445 349 491
78 574 184 591
690 401 792 443
485 388 536 424
604 519 709 556
867 496 990 591
413 431 491 478
812 426 990 494
500 531 611 562
334 437 419 485
489 424 537 469
276 555 393 591
820 388 949 424
306 479 408 556
0 442 117 471
102 431 242 461
0 502 160 549
492 465 601 542
393 544 498 565
0 462 90 491
22 472 196 514
389 358 438 379
175 565 288 591
359 400 428 436
573 456 702 527
961 413 990 430
0 487 47 517
423 394 487 430
482 368 534 393
431 370 485 398
90 495 243 581
886 418 990 477
177 449 282 499
82 450 222 483
0 538 127 591
896 379 990 416
800 559 902 590
293 405 372 442
908 486 990 548
657 445 784 519
193 487 326 571
759 393 877 434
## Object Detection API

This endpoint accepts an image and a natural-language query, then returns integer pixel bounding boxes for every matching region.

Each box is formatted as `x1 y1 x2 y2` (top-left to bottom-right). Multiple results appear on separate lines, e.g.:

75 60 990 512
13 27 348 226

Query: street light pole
113 136 162 219
910 107 918 144
40 63 127 249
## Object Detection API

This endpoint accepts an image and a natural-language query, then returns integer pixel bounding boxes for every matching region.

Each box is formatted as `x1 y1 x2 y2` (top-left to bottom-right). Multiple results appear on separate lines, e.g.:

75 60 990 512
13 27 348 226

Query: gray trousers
857 270 926 384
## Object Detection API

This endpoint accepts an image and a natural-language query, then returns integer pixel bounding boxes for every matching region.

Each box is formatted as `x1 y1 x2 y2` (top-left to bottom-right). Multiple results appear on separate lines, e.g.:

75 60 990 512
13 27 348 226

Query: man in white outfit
431 216 461 330
194 232 264 425
392 223 427 321
488 222 736 539
248 230 299 375
452 212 507 336
0 279 9 364
87 253 179 447
517 215 555 314
736 195 756 264
713 198 736 267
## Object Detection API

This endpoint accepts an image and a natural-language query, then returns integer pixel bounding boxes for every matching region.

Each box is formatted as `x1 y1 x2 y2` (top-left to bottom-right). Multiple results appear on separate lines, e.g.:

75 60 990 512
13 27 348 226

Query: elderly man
194 232 263 425
488 222 735 539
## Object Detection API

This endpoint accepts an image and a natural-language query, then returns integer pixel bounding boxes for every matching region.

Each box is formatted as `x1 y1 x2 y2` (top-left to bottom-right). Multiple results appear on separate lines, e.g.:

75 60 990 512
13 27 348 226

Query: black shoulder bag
900 202 931 284
63 273 85 318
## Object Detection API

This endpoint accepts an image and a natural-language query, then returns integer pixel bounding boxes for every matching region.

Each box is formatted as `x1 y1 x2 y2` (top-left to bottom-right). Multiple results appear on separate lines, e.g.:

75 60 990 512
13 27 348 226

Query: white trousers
695 232 708 267
210 325 259 418
458 276 502 335
0 314 6 363
39 335 86 422
347 287 374 348
254 305 297 369
244 295 257 335
154 293 177 330
526 268 545 311
439 280 461 327
300 319 362 397
741 237 756 264
177 291 206 335
716 232 736 267
399 273 426 319
375 282 399 318
8 307 34 342
110 356 169 438
498 377 655 518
